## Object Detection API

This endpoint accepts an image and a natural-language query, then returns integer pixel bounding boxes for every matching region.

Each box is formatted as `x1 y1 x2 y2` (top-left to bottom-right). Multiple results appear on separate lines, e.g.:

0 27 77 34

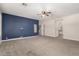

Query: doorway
57 20 63 38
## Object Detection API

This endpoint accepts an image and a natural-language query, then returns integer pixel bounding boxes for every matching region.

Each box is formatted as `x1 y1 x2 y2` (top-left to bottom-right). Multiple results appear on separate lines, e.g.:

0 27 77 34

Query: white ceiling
0 3 79 20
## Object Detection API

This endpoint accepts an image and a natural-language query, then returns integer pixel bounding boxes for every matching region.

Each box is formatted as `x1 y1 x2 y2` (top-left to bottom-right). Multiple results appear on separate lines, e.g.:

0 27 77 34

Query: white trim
2 36 39 42
63 36 79 42
0 11 2 44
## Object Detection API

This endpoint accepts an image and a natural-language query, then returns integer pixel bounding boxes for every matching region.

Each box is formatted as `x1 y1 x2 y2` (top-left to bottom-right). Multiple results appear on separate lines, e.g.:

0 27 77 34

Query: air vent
22 3 27 6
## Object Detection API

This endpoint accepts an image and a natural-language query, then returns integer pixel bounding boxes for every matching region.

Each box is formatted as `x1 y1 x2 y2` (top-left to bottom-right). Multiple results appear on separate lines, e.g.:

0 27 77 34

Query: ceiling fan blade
47 15 49 16
48 12 51 13
45 13 49 16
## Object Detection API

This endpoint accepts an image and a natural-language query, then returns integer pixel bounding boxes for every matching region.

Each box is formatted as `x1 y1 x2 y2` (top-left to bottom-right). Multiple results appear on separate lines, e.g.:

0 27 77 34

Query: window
34 24 37 33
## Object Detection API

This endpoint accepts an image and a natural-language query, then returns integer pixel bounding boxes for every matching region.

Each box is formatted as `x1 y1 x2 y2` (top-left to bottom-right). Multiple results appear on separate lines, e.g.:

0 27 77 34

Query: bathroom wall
2 13 39 40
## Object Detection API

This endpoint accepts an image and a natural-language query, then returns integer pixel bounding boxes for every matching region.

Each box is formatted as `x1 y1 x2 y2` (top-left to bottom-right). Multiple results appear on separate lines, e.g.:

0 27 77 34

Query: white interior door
44 20 57 37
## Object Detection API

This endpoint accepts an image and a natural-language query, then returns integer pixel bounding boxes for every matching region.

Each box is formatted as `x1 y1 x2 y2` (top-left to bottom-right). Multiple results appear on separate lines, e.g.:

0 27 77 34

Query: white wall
40 13 79 41
63 13 79 41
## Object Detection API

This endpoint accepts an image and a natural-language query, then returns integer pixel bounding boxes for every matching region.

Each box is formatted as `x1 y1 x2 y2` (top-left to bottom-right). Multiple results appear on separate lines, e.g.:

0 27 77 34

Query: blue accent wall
2 13 39 40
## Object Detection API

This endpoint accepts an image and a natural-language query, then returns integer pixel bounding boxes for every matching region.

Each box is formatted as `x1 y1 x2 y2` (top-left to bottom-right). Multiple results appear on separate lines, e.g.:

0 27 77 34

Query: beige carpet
0 36 79 56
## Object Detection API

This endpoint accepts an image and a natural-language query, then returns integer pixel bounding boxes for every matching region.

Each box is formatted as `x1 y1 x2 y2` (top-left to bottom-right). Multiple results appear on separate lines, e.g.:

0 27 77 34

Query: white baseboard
63 36 79 41
2 35 39 42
